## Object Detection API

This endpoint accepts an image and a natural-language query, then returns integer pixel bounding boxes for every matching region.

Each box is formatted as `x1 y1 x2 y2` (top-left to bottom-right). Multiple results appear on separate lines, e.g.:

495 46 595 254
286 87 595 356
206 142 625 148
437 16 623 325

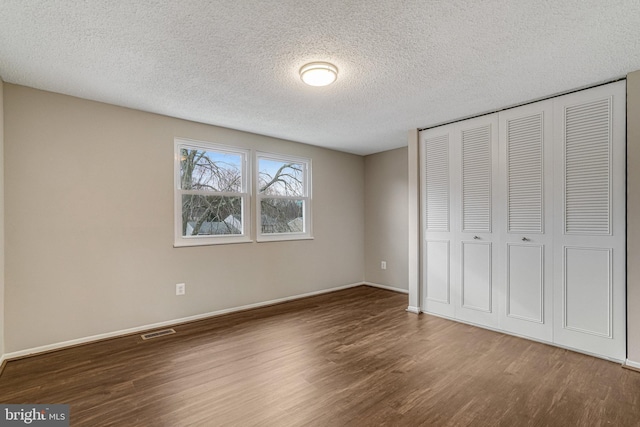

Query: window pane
180 148 242 192
261 198 304 233
258 159 304 196
182 195 242 236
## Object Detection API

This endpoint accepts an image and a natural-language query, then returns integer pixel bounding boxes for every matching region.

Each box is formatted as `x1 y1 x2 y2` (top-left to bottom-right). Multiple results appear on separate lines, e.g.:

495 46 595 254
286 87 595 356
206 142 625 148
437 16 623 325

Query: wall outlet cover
176 283 186 295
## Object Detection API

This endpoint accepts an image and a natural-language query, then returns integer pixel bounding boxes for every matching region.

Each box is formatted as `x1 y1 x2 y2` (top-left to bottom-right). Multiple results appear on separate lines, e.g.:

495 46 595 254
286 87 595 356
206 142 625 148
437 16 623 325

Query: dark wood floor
1 286 639 426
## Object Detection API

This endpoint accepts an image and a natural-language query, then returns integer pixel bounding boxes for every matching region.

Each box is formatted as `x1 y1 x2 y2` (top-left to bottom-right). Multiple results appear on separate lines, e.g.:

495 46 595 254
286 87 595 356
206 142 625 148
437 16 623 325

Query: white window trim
256 151 313 242
174 138 252 247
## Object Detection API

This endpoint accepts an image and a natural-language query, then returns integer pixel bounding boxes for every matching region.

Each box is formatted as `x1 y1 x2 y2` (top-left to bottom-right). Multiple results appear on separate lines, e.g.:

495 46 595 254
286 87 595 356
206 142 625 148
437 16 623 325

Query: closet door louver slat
425 135 450 231
462 126 492 232
564 98 611 235
507 113 543 233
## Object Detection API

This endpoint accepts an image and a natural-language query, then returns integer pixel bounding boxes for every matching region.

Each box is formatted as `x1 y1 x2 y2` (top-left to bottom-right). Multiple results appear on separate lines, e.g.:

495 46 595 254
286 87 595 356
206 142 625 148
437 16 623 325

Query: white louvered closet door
499 101 554 342
455 114 500 328
420 126 455 318
553 81 626 360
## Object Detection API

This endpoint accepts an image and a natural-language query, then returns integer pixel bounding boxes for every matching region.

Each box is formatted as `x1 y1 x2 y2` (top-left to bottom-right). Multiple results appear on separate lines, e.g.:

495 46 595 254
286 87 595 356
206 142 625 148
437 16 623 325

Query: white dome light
299 62 338 87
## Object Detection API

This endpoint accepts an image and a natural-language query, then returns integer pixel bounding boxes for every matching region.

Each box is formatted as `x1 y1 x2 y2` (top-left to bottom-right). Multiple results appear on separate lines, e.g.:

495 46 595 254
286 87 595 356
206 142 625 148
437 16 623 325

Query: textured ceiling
2 1 640 155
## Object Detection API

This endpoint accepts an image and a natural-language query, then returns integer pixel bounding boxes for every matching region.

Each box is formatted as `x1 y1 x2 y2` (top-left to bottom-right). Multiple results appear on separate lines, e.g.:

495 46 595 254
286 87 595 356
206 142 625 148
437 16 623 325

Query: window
256 152 312 241
174 138 250 246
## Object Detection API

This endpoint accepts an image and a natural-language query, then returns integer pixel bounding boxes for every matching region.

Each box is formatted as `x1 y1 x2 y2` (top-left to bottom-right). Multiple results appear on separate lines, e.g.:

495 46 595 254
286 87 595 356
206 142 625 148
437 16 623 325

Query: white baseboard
624 359 640 370
363 281 409 294
406 306 421 314
2 282 364 362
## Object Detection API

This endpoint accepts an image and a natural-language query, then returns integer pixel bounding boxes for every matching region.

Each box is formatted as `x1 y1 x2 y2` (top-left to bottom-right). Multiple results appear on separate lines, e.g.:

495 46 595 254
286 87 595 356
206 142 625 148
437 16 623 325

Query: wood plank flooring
1 286 639 426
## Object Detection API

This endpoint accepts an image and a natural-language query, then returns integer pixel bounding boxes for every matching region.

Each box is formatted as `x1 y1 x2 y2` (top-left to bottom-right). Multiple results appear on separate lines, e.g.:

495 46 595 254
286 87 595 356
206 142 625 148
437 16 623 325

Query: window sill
256 234 314 243
174 236 253 248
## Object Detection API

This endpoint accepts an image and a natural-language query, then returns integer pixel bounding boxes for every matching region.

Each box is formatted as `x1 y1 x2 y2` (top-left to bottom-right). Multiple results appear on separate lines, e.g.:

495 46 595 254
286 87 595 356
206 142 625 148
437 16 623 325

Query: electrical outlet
381 261 387 270
176 283 186 296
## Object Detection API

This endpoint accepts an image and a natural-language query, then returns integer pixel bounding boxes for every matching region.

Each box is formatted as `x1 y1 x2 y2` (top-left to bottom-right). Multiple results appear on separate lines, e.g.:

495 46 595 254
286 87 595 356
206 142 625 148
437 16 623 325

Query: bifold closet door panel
498 100 554 342
421 128 456 318
420 114 501 326
552 80 626 360
455 114 501 329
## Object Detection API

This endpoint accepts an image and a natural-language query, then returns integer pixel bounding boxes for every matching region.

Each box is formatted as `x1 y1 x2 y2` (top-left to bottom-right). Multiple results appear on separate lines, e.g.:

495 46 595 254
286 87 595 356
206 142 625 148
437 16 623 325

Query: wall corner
407 129 420 312
0 78 5 360
627 71 640 364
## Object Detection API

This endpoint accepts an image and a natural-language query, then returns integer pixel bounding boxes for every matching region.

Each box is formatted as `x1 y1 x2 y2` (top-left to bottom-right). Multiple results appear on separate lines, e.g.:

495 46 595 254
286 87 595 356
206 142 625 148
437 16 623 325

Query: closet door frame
418 81 626 362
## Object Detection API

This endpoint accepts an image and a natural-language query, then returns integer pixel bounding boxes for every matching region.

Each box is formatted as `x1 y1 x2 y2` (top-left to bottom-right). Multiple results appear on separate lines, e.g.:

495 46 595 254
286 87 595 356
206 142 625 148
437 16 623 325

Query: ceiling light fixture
299 62 338 87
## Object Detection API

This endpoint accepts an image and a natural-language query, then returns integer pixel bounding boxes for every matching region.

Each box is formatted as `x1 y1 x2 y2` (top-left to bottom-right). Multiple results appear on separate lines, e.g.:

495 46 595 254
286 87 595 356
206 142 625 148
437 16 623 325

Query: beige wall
363 147 408 290
3 84 365 353
627 71 640 365
0 79 4 357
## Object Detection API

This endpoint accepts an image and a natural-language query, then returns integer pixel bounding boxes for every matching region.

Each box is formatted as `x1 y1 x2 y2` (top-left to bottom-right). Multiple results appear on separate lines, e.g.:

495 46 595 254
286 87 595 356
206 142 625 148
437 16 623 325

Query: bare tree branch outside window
258 159 306 233
180 148 243 236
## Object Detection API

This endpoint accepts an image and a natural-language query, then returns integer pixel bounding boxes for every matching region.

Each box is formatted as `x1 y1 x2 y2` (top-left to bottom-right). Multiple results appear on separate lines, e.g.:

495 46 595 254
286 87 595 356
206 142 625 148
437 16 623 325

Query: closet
420 81 626 360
